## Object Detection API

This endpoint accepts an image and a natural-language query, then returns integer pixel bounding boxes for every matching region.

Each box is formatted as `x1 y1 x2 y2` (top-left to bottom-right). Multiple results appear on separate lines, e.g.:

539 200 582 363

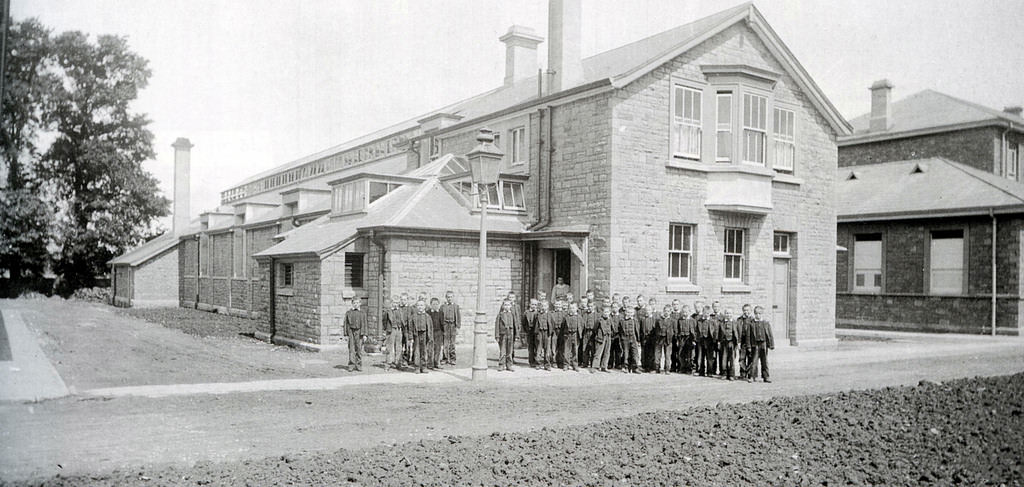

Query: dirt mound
14 374 1024 486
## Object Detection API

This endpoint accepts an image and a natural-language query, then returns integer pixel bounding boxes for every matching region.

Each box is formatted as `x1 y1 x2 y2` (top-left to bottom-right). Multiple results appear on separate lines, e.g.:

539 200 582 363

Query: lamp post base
471 311 488 381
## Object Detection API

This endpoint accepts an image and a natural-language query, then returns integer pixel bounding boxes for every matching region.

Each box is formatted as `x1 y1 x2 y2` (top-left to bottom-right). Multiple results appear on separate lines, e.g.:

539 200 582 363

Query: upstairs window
929 229 964 295
334 181 366 213
668 223 694 281
510 127 526 165
345 253 365 288
483 183 501 209
458 180 526 212
672 85 702 159
1008 144 1019 181
501 181 525 210
368 181 402 205
773 108 795 172
724 228 745 281
716 93 733 163
743 93 767 165
853 233 883 293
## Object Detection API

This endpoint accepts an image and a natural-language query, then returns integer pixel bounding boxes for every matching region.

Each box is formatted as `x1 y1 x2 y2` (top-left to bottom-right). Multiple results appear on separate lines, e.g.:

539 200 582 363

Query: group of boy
507 291 775 382
344 291 462 373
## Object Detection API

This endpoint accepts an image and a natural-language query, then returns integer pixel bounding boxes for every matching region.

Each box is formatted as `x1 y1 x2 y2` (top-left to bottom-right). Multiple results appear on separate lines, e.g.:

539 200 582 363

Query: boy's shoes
764 379 772 383
747 378 754 383
507 366 515 372
418 368 426 374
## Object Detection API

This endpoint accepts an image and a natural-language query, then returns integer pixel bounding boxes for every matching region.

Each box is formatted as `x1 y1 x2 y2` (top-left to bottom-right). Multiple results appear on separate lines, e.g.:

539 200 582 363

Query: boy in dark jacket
345 299 366 372
590 304 614 373
654 305 675 373
561 303 584 371
744 306 775 383
717 309 741 380
535 301 552 370
495 300 516 371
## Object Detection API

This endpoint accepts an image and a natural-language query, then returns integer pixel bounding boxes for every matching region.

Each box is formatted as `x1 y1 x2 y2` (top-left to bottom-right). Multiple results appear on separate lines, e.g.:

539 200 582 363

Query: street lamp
466 127 503 381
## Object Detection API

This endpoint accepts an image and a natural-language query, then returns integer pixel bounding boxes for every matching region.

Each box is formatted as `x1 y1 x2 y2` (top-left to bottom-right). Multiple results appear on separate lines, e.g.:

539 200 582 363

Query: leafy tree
0 19 57 285
40 31 168 294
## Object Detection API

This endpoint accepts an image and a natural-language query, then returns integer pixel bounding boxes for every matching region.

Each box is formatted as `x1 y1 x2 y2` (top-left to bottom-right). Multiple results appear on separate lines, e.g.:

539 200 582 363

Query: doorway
772 258 791 344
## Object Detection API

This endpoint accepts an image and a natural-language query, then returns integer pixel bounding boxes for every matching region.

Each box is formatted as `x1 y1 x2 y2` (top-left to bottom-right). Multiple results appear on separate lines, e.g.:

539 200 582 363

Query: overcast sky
12 0 1024 228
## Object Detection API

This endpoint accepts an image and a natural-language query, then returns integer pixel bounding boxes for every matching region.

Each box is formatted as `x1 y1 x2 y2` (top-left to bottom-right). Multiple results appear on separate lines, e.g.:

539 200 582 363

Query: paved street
1 298 1022 483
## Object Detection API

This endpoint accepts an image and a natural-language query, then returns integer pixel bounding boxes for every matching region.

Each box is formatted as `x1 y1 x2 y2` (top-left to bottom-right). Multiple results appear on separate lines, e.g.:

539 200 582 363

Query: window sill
341 287 367 298
330 209 368 218
470 208 528 216
666 281 702 294
277 288 295 297
668 159 778 177
772 252 791 259
772 172 804 186
721 283 752 293
849 289 882 295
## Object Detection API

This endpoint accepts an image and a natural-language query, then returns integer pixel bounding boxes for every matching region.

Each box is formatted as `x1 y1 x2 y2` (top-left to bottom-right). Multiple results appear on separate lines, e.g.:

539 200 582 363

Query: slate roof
108 232 179 266
836 158 1024 221
844 90 1024 142
253 170 530 258
230 2 848 190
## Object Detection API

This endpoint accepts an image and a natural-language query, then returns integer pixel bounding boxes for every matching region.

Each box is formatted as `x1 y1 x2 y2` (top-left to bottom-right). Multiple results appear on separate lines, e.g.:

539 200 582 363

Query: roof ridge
934 157 1024 205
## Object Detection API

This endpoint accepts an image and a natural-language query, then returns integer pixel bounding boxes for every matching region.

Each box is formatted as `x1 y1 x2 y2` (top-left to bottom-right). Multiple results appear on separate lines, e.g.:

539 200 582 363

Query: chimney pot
1004 105 1023 117
869 79 894 132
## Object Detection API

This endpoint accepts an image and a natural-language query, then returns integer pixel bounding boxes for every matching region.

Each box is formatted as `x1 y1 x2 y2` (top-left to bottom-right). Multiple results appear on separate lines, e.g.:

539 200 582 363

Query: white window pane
854 240 881 269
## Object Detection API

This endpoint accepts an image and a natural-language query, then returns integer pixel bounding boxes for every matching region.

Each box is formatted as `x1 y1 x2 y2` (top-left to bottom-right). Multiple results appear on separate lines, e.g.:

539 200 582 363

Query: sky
11 0 1024 229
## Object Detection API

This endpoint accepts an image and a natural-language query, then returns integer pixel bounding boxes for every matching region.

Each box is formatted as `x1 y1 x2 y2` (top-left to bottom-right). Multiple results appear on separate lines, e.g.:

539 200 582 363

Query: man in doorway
551 276 570 303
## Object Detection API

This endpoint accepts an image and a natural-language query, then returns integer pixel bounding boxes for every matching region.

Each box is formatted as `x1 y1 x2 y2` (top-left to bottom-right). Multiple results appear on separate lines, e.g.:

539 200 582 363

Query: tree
0 19 57 285
39 31 168 294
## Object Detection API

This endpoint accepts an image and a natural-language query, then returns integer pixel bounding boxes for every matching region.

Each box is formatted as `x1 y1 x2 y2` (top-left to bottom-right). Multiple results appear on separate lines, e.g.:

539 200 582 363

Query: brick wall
839 127 999 171
837 215 1023 334
132 248 179 307
607 22 838 344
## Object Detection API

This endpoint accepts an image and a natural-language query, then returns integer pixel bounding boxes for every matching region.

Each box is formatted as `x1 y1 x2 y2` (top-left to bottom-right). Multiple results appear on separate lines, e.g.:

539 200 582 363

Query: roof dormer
327 172 424 216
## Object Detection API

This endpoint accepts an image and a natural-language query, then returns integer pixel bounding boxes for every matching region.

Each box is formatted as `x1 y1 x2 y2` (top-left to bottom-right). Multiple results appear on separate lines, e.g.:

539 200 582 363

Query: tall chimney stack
171 137 192 236
500 25 544 87
869 79 894 132
547 0 583 94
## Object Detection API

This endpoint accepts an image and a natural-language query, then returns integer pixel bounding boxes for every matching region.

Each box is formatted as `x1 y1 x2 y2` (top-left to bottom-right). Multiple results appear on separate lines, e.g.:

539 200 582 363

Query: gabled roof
253 171 529 258
227 2 849 194
836 158 1024 221
108 232 178 266
842 90 1024 145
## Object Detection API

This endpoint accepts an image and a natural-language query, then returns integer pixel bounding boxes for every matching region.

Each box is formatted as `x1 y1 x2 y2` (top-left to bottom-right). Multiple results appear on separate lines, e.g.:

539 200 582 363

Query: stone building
182 1 850 350
109 138 193 307
836 81 1024 334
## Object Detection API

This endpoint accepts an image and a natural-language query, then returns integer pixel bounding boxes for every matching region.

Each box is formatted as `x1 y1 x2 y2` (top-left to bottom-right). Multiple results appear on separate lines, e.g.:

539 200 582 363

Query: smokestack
547 0 583 94
499 25 544 87
869 79 894 132
171 137 192 236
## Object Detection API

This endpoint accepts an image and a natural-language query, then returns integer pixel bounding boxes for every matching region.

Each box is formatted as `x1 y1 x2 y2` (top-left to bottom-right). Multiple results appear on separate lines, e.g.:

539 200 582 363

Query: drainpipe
268 257 277 341
194 235 200 309
991 208 997 336
528 105 553 231
371 230 387 339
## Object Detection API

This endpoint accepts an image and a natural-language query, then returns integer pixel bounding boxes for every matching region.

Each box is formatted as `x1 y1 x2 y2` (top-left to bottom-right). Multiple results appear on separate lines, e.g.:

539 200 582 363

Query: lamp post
466 128 503 381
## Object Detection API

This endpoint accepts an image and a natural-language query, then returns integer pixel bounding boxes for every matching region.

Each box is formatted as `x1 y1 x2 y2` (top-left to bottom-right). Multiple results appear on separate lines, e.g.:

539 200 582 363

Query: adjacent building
836 81 1024 334
171 1 848 351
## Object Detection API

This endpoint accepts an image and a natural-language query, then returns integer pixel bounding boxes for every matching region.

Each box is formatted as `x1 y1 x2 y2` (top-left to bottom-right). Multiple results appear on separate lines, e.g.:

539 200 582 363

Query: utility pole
0 0 10 107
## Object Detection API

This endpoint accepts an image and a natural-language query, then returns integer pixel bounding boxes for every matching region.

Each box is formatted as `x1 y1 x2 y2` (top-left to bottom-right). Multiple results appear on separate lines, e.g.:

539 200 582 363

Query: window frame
742 92 768 166
344 253 365 289
671 83 703 160
715 92 733 163
723 227 746 282
1007 144 1019 181
772 106 796 173
668 223 695 282
852 233 884 294
279 262 294 288
773 232 791 257
927 228 967 296
510 127 526 166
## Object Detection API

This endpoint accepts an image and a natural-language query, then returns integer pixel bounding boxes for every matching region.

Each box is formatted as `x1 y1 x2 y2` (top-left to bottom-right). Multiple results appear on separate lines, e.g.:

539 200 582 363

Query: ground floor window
279 263 294 288
724 228 745 281
929 229 964 295
668 223 694 280
345 253 365 288
853 233 883 293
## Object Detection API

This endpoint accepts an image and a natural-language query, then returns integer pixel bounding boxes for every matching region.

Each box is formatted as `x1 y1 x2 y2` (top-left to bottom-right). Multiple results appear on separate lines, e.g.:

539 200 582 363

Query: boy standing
654 305 674 374
677 305 696 374
550 300 566 368
495 300 516 372
561 303 584 371
440 291 460 366
590 304 613 373
736 304 753 379
639 304 657 372
428 297 445 368
580 301 597 365
744 306 775 383
382 297 403 371
717 309 741 380
345 299 366 372
410 300 432 374
523 299 539 367
535 301 552 370
695 305 715 376
620 307 641 373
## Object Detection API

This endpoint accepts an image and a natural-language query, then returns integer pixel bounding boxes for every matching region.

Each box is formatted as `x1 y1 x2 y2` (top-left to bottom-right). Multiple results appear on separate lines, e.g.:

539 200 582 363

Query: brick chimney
500 25 544 87
1004 106 1023 118
869 79 894 132
171 137 192 236
547 0 583 94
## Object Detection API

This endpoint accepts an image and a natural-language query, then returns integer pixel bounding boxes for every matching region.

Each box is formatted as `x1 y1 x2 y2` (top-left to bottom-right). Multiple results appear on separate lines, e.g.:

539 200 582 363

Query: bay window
716 93 733 162
743 93 767 165
672 85 702 159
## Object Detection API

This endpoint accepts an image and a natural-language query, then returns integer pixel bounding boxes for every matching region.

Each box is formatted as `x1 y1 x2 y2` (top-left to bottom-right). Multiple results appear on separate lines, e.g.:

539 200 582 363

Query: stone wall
836 215 1023 334
272 259 322 345
113 265 131 306
838 127 999 171
607 22 838 345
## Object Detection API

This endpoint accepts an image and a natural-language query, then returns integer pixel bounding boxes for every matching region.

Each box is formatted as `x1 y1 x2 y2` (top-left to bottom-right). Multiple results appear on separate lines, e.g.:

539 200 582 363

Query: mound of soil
121 307 257 339
19 373 1024 486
